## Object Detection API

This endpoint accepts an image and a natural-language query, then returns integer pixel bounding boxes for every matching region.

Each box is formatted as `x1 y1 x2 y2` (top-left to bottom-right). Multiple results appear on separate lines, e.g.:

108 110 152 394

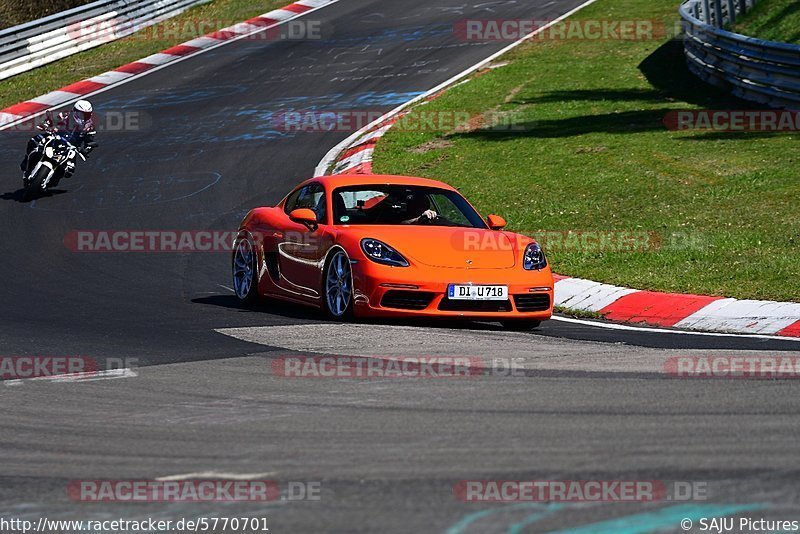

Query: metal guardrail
0 0 210 81
680 0 800 109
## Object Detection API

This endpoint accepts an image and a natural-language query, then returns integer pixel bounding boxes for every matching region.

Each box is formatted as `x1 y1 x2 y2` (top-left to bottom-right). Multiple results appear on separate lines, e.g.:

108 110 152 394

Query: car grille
513 293 551 312
381 290 435 310
438 299 513 312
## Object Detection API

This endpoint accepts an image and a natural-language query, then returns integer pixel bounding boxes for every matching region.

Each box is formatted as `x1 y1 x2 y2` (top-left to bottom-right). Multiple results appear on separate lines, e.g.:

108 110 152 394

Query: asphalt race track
1 0 800 532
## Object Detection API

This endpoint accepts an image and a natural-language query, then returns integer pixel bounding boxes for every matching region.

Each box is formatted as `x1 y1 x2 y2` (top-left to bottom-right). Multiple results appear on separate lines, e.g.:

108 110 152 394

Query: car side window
430 193 471 226
284 186 306 214
308 184 327 224
285 184 326 224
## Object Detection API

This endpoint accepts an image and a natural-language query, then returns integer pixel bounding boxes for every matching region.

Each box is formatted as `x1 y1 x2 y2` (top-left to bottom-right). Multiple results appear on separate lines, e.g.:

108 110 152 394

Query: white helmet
72 100 93 128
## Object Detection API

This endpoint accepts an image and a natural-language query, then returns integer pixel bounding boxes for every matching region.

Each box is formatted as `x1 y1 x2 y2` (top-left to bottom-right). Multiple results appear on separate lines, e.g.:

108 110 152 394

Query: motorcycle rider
20 100 98 179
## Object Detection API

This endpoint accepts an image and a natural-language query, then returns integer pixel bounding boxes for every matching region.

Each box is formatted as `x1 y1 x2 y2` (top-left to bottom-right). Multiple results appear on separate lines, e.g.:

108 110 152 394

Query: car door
277 182 334 298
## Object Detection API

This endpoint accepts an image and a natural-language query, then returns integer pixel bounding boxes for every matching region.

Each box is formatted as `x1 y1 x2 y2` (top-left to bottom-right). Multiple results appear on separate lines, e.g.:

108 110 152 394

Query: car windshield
332 185 487 228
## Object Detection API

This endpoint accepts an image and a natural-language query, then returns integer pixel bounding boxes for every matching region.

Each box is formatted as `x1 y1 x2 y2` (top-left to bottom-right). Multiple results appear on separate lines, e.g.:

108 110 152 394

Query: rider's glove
81 140 98 157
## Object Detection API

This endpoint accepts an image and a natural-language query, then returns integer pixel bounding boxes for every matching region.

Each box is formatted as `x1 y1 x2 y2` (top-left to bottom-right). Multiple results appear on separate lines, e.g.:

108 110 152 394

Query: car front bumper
351 259 554 320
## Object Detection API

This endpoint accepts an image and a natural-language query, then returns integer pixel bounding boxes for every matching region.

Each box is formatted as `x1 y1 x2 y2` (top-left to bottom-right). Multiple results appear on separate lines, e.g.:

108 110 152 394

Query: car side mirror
487 214 506 230
289 208 319 230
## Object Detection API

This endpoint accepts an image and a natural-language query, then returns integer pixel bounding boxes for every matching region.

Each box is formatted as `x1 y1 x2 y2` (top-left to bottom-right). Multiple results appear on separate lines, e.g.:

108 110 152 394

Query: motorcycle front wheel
23 166 49 201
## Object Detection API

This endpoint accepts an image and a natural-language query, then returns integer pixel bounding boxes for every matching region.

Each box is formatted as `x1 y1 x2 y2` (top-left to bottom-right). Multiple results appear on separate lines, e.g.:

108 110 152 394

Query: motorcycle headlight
523 242 547 270
360 238 409 267
44 146 54 158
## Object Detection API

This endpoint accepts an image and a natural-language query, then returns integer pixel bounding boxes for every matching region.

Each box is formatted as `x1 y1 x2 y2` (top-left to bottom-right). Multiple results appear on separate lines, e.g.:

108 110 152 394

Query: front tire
232 237 260 305
323 249 353 320
501 320 541 331
23 166 48 201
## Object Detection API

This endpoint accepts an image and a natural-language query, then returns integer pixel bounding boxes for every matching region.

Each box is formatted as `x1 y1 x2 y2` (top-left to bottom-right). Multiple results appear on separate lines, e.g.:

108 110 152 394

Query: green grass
0 0 92 30
1 0 94 29
733 0 800 43
554 306 604 320
373 0 800 302
0 0 290 110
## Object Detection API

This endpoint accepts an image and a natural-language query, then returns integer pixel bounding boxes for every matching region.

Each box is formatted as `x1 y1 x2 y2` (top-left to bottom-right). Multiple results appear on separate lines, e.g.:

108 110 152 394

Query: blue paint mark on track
446 503 565 534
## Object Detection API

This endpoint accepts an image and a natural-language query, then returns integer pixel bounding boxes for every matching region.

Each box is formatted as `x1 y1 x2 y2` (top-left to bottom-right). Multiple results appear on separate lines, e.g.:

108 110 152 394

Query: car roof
308 174 458 191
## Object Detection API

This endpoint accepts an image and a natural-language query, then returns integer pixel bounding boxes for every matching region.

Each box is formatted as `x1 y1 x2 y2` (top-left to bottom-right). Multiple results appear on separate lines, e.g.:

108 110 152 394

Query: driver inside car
402 193 438 224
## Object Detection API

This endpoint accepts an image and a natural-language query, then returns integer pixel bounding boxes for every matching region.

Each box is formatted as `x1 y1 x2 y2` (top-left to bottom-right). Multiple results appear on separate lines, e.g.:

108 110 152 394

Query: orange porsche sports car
232 174 553 329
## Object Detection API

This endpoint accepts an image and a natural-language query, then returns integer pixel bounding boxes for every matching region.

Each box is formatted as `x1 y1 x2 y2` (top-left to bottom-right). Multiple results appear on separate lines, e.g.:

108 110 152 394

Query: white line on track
3 368 138 386
551 315 800 342
156 471 277 481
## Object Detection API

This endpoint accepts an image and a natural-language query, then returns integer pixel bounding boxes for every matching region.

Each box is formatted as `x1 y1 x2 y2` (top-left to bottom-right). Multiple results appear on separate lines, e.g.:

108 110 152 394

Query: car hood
343 226 521 269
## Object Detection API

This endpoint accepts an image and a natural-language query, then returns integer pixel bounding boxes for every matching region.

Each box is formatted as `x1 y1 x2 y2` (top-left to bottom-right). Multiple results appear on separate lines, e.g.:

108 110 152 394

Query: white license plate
447 284 508 301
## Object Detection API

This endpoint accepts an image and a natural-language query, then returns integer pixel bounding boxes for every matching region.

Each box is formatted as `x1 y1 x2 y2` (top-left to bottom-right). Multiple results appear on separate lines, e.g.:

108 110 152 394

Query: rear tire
23 167 48 201
232 237 261 305
501 320 541 331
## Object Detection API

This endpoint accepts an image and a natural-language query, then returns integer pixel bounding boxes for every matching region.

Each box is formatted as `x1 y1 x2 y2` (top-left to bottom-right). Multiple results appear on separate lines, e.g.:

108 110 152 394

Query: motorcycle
22 125 85 201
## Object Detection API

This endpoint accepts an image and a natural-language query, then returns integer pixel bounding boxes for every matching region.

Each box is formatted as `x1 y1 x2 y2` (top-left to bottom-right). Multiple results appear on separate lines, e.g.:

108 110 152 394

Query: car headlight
360 238 409 267
523 242 547 270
